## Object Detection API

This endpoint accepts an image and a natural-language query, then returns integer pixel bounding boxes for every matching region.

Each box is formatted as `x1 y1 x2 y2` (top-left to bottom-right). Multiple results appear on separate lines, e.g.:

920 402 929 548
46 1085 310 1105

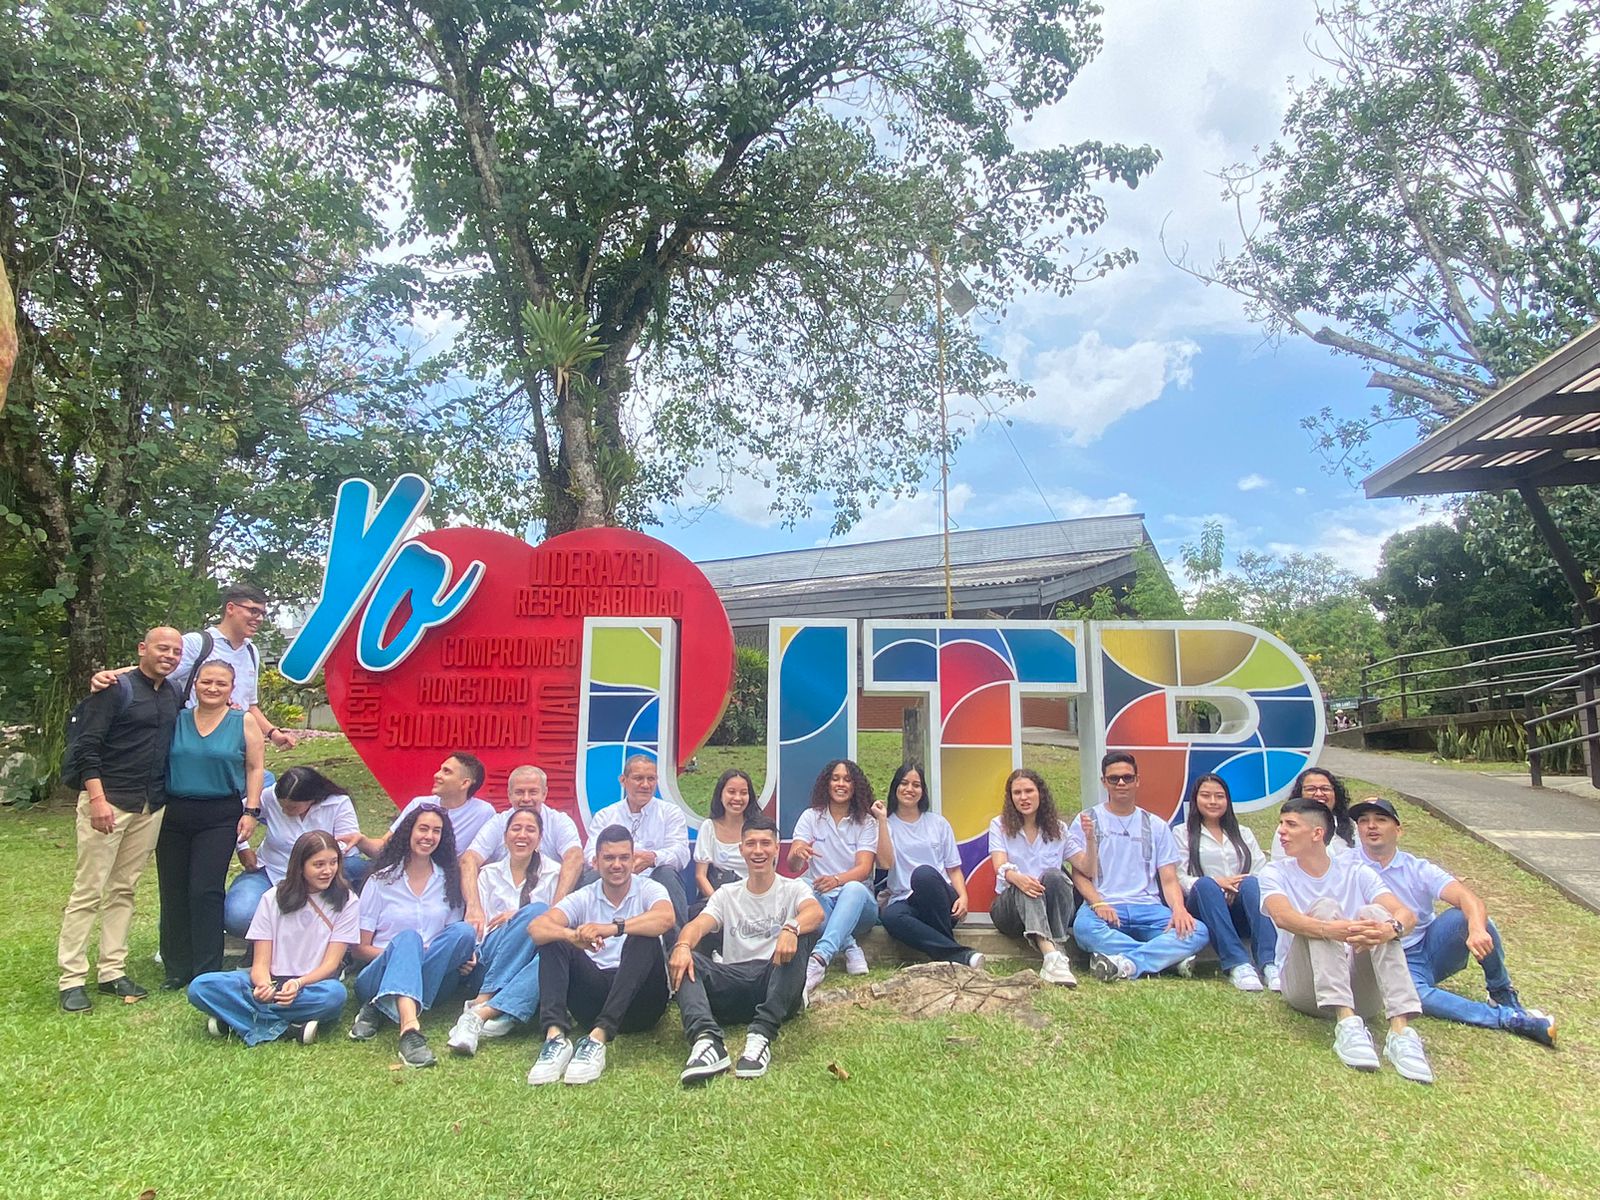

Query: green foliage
1056 544 1183 621
1433 717 1587 772
705 646 769 748
295 0 1160 534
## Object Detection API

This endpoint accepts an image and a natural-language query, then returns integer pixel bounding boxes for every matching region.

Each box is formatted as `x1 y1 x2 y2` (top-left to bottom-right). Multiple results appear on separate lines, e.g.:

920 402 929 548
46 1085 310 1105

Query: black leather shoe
160 977 187 992
97 976 148 1000
59 986 92 1013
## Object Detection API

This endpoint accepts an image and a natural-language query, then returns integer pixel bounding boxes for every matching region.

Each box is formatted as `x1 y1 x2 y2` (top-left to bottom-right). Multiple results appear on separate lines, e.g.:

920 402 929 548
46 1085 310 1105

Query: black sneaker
398 1029 437 1068
680 1035 730 1085
348 1002 383 1041
734 1032 772 1079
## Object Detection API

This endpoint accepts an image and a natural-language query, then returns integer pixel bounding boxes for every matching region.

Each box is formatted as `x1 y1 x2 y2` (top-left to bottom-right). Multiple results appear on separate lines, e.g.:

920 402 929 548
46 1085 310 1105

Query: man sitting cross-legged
1352 796 1555 1046
527 824 676 1086
669 813 825 1084
1259 796 1433 1084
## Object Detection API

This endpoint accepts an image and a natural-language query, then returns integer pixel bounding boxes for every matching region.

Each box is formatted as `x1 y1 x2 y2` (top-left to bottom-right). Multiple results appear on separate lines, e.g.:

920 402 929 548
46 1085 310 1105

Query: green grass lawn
4 736 1597 1199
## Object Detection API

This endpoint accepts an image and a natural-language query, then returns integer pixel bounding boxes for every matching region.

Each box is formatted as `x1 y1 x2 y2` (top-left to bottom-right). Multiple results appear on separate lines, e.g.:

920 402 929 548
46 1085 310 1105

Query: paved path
1319 747 1600 916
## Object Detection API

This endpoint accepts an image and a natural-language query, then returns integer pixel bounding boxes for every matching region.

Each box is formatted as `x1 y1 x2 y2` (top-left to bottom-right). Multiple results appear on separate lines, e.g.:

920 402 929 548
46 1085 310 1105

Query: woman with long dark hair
446 807 560 1056
987 768 1078 986
790 759 891 1003
1272 768 1355 860
348 804 476 1068
1175 773 1275 992
187 830 358 1044
694 769 756 900
879 763 983 968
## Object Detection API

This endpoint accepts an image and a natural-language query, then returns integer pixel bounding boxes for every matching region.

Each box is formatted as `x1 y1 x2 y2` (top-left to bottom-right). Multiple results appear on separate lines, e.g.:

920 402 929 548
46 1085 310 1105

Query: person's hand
1078 811 1095 841
1320 918 1365 944
89 669 120 693
870 799 888 821
465 903 487 941
1217 874 1245 897
1168 905 1196 938
236 813 258 842
772 927 799 965
274 977 302 1005
1465 924 1495 961
951 893 969 921
484 910 515 933
1090 900 1120 927
251 980 279 1003
668 943 695 989
268 728 298 749
632 849 658 873
814 874 840 895
790 842 816 868
87 796 118 835
1013 872 1045 900
573 923 609 951
335 832 361 851
457 952 478 975
1345 918 1397 949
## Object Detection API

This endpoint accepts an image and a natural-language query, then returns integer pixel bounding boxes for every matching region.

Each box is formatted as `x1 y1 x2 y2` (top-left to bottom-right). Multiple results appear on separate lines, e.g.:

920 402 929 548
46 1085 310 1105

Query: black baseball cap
1349 797 1400 823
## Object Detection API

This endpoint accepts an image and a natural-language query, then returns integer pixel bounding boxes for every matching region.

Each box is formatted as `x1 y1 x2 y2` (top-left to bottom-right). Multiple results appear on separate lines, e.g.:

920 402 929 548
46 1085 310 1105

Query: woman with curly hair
348 804 476 1068
1271 767 1355 860
879 762 984 968
988 768 1079 986
790 759 891 1003
187 830 359 1044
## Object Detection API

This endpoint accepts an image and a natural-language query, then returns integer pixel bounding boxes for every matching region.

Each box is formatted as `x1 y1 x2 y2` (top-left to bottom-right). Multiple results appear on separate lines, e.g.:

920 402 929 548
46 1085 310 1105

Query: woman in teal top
156 660 264 988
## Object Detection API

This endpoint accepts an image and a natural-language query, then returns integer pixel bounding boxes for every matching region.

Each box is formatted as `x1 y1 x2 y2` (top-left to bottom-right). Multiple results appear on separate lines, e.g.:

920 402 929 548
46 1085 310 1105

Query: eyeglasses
1103 774 1137 786
231 603 268 618
1302 784 1335 795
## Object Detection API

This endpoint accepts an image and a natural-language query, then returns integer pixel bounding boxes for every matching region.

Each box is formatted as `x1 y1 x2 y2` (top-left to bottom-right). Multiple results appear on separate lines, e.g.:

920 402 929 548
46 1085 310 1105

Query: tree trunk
0 257 15 411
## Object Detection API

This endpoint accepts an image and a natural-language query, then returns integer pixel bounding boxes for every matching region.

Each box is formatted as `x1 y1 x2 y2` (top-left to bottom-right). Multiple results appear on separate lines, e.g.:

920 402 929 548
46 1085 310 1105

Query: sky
640 0 1453 580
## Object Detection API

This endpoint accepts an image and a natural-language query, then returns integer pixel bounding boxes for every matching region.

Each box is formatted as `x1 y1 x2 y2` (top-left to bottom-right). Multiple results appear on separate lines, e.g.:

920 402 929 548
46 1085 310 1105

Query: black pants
538 934 670 1040
676 932 818 1042
880 865 975 963
156 795 238 983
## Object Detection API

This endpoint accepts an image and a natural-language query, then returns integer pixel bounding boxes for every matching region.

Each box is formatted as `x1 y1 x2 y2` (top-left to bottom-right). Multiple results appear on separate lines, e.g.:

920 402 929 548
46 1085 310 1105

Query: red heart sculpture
323 526 734 819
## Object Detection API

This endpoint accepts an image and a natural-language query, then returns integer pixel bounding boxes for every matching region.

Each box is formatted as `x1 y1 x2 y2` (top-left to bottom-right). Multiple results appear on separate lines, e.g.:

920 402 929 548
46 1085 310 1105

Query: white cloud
1293 487 1308 496
828 483 977 544
1282 502 1443 576
1237 473 1270 492
1013 331 1199 445
968 486 1140 525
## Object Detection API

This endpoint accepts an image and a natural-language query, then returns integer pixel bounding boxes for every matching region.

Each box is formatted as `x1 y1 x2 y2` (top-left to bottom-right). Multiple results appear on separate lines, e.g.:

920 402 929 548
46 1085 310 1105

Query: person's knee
389 929 424 957
909 865 945 893
836 880 871 906
1307 897 1342 920
1356 904 1387 922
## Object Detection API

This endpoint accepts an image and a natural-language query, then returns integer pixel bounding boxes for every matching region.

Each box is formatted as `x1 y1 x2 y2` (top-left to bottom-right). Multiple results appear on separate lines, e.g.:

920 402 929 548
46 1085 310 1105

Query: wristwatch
1387 918 1404 938
242 807 262 819
614 918 627 938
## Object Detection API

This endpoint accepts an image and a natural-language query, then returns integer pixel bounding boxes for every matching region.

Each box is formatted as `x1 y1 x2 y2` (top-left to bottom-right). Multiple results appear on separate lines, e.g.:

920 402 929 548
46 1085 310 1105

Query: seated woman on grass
348 804 477 1069
693 769 757 907
987 768 1082 987
224 766 367 937
878 762 984 969
187 830 358 1045
1271 767 1355 860
1174 773 1276 992
446 806 561 1056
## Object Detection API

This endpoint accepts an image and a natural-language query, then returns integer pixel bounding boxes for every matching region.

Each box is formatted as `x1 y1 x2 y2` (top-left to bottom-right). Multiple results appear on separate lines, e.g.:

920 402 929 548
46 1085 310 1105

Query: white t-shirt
693 819 748 879
477 854 562 923
248 887 361 977
791 807 877 882
1258 854 1394 970
587 797 690 871
885 812 961 904
554 875 672 970
174 627 259 709
1063 804 1179 906
1173 823 1266 892
390 795 496 858
466 804 582 866
358 861 464 950
1358 849 1455 949
703 876 812 963
257 784 361 882
986 817 1067 895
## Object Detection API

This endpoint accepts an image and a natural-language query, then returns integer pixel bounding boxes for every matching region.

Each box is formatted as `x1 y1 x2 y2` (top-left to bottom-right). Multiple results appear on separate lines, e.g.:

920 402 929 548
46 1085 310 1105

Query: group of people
59 610 1557 1087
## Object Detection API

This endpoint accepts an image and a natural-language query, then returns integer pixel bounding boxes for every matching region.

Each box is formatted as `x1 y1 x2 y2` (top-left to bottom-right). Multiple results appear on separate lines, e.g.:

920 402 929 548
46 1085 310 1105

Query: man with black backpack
91 583 296 750
57 627 184 1012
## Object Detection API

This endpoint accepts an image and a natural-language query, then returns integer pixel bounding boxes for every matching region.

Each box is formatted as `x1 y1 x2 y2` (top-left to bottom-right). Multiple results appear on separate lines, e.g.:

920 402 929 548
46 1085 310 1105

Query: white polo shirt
1258 853 1393 970
247 888 361 977
257 783 361 883
791 807 877 883
587 797 690 871
986 817 1067 894
884 811 961 904
1358 848 1455 949
1063 804 1179 906
477 854 562 923
390 794 496 858
466 804 582 866
174 626 259 708
694 819 748 879
554 875 671 970
358 861 464 950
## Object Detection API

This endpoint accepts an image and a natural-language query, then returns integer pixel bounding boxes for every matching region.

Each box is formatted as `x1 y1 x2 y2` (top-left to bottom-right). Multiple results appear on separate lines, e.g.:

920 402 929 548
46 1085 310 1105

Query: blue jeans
880 866 975 964
1071 901 1210 978
812 880 876 964
461 902 548 1022
1405 908 1516 1028
187 969 347 1045
354 923 476 1024
1185 876 1276 972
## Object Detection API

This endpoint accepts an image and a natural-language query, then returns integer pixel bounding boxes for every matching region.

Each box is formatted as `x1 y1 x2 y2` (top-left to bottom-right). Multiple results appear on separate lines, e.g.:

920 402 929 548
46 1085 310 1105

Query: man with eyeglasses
1065 752 1209 982
90 582 297 750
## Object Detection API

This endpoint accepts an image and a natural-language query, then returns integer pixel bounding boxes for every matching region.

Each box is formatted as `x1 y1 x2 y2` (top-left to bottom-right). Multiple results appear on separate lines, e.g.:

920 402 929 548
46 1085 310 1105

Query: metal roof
1364 323 1600 499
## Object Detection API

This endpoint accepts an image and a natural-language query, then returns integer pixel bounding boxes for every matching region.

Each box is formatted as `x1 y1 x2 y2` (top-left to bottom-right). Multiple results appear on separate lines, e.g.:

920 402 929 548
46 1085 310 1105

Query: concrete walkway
1319 747 1600 916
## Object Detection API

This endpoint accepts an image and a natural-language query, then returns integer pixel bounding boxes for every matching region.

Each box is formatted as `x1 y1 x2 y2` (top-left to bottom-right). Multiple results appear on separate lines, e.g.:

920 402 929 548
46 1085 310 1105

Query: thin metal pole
933 245 953 619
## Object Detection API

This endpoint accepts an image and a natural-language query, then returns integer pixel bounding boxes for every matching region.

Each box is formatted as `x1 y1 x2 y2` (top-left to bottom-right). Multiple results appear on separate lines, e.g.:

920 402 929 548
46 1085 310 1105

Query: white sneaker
206 1017 225 1039
481 1013 517 1039
1175 955 1198 978
843 944 869 975
1228 964 1264 993
527 1035 575 1085
1040 950 1078 988
297 1020 319 1045
802 955 826 1007
965 951 986 972
1332 1015 1380 1071
679 1035 730 1085
447 1008 485 1056
1262 963 1282 992
1383 1027 1434 1084
735 1032 772 1078
1090 952 1135 982
563 1035 607 1085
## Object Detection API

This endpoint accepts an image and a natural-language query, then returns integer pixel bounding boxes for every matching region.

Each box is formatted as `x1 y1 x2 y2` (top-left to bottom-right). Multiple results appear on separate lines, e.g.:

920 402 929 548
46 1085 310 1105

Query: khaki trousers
1281 897 1421 1021
57 792 165 989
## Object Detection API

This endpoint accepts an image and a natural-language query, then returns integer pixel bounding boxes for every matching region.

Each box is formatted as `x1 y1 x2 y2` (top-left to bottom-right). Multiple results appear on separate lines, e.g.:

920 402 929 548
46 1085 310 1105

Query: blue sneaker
1503 1008 1556 1048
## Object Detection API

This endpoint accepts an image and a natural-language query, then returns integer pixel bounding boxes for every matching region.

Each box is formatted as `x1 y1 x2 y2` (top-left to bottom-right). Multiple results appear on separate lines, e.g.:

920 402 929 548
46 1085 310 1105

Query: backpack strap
180 629 215 708
1089 809 1104 887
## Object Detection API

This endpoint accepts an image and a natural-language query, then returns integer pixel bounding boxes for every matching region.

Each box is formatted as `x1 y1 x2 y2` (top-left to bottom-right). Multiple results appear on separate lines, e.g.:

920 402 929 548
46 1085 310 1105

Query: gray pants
989 868 1075 947
1281 899 1421 1021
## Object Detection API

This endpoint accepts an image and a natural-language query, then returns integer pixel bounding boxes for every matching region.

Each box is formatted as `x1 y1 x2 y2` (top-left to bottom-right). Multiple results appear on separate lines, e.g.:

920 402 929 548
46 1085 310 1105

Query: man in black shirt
57 627 183 1012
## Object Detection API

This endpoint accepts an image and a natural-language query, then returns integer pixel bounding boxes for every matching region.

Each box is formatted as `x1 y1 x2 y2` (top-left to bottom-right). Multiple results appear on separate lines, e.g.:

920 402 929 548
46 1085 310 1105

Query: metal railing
1525 622 1600 788
1357 626 1589 724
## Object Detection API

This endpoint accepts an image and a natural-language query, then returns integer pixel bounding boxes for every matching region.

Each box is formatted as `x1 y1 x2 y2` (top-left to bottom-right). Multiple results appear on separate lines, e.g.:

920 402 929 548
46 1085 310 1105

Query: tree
1057 544 1185 621
1173 0 1600 469
294 0 1160 535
